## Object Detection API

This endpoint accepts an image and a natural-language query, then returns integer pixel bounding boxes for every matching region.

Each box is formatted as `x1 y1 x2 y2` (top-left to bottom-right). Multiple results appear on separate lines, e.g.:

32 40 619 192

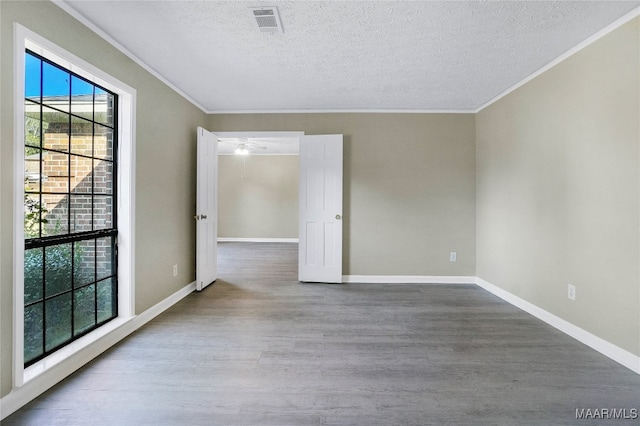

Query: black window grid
24 50 119 367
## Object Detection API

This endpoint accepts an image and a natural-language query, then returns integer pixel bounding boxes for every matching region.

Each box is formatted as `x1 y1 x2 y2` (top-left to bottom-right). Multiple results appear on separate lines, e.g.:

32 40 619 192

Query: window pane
71 115 93 134
94 87 114 127
24 302 44 363
41 151 69 193
97 278 115 323
70 194 92 234
45 293 72 351
24 193 45 238
42 106 69 152
94 160 113 194
74 285 96 334
24 248 44 304
25 147 43 191
71 76 93 120
41 193 68 236
42 61 70 112
25 100 41 148
70 116 93 157
94 196 113 230
45 243 72 297
25 53 41 100
96 237 113 280
74 240 95 287
70 154 93 194
94 124 113 160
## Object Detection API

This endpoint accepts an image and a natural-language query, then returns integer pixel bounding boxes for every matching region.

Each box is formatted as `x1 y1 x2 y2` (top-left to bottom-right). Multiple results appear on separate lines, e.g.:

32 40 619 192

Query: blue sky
25 52 96 99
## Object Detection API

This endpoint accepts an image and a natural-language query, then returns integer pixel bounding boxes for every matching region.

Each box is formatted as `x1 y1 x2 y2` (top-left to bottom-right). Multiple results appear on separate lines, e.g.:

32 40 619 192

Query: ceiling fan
218 137 268 155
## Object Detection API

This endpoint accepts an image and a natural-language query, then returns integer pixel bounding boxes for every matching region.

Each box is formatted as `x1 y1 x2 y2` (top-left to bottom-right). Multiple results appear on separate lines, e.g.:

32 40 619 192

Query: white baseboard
218 237 298 243
342 275 476 284
476 277 640 375
0 281 196 420
133 281 196 325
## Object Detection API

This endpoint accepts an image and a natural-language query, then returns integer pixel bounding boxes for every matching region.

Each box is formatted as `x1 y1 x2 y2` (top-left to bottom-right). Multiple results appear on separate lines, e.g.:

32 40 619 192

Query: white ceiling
60 1 639 113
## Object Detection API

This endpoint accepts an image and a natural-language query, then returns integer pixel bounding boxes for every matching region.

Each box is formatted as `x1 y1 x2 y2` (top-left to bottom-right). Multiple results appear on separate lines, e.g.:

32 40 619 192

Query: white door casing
298 135 343 283
196 127 218 291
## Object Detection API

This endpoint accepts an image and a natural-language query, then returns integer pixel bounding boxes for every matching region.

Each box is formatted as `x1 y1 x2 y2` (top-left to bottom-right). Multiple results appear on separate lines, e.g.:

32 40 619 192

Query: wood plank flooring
5 242 640 425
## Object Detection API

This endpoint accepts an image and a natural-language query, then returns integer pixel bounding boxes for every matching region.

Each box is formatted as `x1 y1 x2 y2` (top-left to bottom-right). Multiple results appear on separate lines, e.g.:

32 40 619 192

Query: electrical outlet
450 252 457 262
173 265 178 277
568 284 576 301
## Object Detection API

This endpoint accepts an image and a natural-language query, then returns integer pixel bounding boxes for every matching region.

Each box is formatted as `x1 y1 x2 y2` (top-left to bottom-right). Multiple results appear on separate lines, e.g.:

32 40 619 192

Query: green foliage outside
23 190 47 238
25 114 41 155
24 240 115 363
24 112 47 238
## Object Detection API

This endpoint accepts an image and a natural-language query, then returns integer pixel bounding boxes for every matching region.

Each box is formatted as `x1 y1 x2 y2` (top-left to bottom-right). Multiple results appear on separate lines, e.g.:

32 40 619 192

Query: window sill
23 315 134 384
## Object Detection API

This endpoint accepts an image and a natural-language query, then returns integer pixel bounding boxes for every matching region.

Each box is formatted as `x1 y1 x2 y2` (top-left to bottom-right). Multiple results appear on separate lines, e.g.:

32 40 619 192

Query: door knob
202 215 207 219
335 214 342 220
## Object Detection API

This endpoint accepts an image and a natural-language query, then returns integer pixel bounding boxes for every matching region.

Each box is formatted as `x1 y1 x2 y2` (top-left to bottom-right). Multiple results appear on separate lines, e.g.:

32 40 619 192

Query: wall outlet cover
568 284 576 301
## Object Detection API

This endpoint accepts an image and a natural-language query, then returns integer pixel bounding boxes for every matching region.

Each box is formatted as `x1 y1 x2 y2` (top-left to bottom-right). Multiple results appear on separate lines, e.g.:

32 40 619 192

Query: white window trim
13 24 136 387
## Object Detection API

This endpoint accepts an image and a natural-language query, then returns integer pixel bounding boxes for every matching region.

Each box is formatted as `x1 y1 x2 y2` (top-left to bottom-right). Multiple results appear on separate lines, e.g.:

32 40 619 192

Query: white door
196 127 218 291
298 134 343 283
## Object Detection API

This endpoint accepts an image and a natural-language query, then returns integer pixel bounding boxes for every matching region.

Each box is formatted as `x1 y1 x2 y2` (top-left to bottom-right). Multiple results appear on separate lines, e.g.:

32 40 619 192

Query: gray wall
218 155 299 239
211 113 477 276
1 0 208 397
476 17 640 356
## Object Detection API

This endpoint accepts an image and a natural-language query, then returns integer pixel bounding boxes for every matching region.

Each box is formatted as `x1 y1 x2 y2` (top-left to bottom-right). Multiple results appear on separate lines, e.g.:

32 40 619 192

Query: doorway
196 130 344 286
216 132 302 244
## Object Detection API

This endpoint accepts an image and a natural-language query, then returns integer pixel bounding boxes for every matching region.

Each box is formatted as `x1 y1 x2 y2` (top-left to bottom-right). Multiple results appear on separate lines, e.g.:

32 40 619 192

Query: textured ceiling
61 1 639 113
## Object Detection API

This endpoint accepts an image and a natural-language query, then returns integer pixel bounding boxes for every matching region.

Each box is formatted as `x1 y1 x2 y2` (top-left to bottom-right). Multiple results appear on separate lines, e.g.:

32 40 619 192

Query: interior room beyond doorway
217 132 301 243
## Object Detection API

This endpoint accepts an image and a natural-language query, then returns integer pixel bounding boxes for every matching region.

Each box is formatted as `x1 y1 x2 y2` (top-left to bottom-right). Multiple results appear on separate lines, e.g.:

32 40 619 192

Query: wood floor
5 242 640 425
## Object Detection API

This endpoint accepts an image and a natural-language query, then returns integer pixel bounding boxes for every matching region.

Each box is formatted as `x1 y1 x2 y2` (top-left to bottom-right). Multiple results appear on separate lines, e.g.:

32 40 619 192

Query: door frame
211 130 344 283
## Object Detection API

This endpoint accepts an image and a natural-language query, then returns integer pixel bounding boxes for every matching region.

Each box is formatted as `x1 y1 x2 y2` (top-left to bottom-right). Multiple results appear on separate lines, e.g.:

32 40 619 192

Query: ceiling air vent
250 7 284 34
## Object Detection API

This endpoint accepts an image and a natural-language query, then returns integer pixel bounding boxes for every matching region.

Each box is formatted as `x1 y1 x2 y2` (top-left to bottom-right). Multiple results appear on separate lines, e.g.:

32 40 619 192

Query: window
23 51 119 366
15 24 134 388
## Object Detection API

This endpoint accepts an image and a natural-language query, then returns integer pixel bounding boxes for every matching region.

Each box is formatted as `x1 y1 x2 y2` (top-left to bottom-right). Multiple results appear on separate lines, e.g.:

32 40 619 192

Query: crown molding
475 6 640 113
52 0 209 113
208 108 475 114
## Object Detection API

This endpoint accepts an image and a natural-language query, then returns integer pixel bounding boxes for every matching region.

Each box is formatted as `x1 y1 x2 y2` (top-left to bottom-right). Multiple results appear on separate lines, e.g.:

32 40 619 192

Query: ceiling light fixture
235 147 249 155
235 146 250 179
